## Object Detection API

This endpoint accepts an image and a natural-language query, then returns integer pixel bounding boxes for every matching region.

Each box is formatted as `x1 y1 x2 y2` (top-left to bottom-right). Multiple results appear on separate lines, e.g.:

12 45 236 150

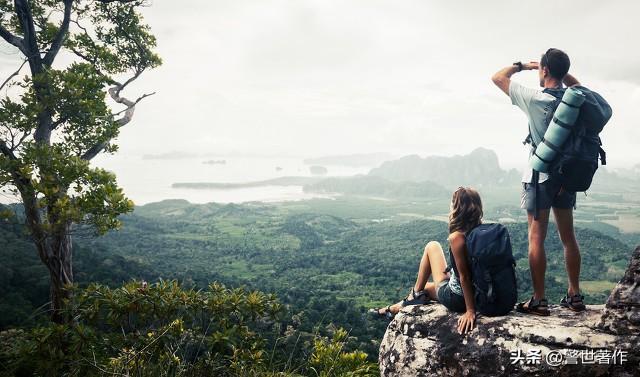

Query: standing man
491 48 585 315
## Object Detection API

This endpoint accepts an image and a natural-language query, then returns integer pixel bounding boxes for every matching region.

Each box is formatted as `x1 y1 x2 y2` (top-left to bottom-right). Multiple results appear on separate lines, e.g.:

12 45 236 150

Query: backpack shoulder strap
523 88 565 147
532 170 540 220
598 137 607 165
542 87 566 99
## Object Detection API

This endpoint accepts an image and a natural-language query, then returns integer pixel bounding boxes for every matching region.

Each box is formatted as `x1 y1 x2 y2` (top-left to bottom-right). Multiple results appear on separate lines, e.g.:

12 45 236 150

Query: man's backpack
536 86 612 192
465 223 517 316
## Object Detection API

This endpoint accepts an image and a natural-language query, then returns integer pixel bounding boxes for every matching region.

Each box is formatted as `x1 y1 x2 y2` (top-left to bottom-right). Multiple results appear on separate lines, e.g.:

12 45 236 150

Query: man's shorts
521 179 576 212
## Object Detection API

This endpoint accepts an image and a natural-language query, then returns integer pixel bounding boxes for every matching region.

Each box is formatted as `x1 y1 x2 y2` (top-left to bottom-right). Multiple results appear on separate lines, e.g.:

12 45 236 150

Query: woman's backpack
465 223 517 316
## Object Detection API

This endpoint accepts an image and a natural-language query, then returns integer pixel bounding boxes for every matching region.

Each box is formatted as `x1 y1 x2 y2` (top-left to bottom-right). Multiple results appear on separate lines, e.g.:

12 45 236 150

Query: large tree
0 0 160 323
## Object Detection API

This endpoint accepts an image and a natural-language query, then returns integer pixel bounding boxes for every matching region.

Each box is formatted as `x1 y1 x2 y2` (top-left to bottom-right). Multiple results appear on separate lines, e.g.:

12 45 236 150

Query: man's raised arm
491 62 539 96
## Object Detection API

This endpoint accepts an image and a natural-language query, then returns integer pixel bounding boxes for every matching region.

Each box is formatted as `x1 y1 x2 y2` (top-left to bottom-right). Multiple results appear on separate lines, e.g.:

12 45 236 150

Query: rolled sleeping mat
529 87 586 172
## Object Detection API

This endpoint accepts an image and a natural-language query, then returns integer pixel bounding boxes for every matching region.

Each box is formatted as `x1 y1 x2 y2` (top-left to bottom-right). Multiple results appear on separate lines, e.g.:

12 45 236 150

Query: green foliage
309 328 379 376
12 142 134 234
67 0 162 75
0 280 377 377
1 280 282 377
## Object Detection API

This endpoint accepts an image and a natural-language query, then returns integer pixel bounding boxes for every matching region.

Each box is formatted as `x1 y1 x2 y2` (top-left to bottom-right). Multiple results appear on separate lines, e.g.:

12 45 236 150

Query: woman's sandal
369 288 430 321
516 296 550 316
401 288 431 307
369 305 395 320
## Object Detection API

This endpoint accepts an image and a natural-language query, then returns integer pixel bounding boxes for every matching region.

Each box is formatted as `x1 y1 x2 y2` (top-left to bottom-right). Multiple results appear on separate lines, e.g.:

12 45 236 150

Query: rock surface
379 246 640 376
598 246 640 335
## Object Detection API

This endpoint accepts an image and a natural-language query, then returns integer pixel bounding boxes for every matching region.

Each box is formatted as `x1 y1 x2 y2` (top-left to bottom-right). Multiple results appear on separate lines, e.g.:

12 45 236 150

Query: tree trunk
35 222 74 324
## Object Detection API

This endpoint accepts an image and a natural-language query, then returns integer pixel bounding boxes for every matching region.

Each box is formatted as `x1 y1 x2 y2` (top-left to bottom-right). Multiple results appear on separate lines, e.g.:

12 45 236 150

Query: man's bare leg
553 207 581 296
527 209 550 302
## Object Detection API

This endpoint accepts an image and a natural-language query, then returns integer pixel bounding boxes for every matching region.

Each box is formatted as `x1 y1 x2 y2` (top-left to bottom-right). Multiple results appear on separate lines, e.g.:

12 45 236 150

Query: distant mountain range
368 148 520 189
303 175 450 199
171 147 638 195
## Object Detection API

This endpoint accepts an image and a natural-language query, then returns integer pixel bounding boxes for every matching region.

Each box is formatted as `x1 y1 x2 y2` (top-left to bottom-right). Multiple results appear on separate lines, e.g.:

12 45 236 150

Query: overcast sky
1 0 639 169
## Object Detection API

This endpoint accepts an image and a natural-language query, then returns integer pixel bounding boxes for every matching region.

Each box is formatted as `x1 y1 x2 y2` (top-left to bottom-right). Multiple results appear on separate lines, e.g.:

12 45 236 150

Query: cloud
0 0 639 168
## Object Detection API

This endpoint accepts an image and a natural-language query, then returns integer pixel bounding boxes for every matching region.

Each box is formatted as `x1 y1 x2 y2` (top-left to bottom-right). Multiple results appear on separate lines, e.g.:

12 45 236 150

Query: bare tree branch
0 24 26 54
13 131 30 151
14 0 41 67
79 141 107 161
68 46 95 65
108 84 155 127
112 91 154 116
6 125 16 148
50 115 70 131
111 63 145 95
68 46 115 85
70 17 89 34
0 139 17 160
0 58 28 92
80 79 155 161
43 0 74 67
79 142 104 161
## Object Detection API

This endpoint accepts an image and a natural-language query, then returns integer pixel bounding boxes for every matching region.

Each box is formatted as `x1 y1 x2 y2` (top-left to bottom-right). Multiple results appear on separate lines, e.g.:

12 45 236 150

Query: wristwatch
513 61 523 72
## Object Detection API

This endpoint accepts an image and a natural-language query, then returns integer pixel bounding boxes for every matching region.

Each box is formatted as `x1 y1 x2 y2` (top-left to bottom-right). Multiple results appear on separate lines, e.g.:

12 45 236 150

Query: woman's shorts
436 279 466 313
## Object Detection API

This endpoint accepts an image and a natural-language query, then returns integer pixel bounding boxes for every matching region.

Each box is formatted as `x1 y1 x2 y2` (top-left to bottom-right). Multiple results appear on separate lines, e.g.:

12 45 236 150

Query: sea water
86 154 369 205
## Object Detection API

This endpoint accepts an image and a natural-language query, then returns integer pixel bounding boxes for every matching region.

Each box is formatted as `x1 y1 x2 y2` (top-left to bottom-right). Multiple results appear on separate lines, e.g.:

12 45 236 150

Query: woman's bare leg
415 241 449 299
380 241 449 315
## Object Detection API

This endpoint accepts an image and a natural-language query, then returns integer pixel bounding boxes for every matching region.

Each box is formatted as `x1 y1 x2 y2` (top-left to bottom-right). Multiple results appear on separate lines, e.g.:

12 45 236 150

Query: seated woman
370 187 482 334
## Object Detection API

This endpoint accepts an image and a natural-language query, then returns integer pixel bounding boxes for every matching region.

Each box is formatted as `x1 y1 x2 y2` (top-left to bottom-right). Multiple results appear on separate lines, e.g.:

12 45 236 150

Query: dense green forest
1 197 635 369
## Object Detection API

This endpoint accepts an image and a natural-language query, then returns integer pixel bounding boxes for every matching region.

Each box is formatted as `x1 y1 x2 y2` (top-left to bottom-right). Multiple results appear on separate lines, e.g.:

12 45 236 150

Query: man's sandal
560 293 586 312
516 296 550 316
401 288 430 307
369 305 395 320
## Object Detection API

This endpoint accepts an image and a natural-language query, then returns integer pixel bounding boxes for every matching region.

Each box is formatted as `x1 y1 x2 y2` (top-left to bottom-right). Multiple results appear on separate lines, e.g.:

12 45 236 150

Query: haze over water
91 154 370 205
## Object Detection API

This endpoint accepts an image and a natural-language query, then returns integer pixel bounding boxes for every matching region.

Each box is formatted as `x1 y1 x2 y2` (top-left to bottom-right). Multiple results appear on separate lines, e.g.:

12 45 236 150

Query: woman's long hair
448 187 483 234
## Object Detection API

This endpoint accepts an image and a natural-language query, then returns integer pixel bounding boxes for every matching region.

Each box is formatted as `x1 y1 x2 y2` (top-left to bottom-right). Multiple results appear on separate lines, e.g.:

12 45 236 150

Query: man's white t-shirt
509 81 559 184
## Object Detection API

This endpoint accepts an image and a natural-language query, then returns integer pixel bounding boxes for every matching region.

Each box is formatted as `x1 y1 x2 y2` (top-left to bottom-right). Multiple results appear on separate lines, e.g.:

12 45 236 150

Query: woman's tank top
448 246 464 296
